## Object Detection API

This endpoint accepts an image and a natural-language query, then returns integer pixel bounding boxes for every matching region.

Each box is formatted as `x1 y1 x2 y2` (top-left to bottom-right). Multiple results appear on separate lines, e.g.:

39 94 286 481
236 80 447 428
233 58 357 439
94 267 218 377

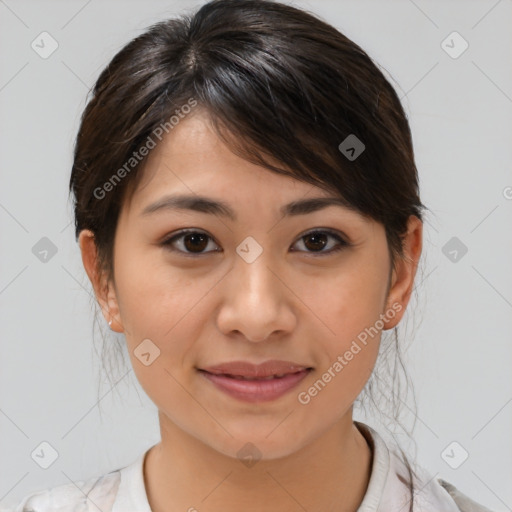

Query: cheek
295 276 384 416
113 248 218 383
115 266 203 416
294 257 386 398
295 347 377 426
299 261 387 347
114 246 196 335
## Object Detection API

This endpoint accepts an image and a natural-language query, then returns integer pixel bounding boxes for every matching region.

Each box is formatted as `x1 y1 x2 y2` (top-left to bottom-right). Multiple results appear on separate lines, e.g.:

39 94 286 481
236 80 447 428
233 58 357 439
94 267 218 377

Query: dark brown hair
69 0 428 508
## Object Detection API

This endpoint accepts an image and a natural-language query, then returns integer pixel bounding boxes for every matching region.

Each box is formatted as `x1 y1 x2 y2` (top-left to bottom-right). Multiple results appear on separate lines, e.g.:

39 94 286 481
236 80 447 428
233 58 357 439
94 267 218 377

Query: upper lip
199 360 312 378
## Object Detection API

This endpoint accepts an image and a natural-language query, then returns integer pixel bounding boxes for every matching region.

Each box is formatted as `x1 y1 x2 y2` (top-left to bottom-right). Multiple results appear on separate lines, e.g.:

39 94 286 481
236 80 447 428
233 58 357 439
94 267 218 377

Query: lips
199 360 313 379
198 361 313 402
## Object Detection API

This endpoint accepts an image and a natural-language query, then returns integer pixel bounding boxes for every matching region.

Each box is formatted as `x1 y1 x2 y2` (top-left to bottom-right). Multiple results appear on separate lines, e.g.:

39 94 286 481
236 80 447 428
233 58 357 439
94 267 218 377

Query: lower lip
199 369 312 403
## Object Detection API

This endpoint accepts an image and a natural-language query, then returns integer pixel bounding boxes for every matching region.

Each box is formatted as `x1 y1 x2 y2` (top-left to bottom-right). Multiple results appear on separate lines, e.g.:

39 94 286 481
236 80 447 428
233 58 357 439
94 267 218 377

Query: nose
215 253 297 343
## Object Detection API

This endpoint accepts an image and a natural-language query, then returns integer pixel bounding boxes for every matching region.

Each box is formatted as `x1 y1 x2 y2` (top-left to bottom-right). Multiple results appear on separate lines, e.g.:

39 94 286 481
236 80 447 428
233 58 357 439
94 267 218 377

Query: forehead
120 111 367 224
123 112 334 207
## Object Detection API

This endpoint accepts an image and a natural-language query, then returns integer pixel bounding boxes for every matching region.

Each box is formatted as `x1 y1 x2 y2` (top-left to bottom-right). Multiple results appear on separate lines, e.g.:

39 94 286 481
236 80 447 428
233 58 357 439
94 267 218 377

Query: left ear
383 215 423 330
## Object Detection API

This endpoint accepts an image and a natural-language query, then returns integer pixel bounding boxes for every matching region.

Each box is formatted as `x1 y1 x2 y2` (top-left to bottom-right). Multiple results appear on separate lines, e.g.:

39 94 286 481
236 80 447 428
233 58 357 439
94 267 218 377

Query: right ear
78 229 124 333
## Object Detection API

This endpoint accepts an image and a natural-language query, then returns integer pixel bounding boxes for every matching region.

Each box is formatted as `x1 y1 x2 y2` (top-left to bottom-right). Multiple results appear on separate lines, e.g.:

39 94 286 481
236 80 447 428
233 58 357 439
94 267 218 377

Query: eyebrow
140 194 359 220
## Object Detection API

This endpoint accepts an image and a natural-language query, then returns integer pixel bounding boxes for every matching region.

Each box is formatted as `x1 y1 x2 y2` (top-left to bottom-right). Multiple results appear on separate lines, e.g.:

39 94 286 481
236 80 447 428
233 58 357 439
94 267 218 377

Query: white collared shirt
9 421 492 512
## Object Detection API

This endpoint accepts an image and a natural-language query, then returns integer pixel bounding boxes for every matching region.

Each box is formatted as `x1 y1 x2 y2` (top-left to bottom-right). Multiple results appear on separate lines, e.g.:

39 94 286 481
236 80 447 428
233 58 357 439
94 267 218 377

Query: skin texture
79 110 422 512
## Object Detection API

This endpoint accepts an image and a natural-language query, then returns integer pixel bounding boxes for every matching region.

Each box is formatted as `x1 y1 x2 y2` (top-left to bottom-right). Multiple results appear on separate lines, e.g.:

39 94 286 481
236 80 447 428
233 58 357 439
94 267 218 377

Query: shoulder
356 421 494 512
11 471 121 512
436 478 495 512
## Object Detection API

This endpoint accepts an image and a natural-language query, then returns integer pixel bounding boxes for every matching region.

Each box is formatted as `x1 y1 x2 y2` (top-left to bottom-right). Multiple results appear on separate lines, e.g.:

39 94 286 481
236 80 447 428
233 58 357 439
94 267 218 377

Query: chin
204 424 314 463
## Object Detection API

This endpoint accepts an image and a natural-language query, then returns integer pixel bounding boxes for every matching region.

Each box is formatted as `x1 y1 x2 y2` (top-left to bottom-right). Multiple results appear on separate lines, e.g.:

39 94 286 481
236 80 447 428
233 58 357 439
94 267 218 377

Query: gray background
1 0 511 509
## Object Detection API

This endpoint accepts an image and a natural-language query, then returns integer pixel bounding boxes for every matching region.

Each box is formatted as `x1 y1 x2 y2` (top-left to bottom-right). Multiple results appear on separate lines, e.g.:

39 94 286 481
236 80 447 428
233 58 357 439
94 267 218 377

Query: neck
144 412 373 512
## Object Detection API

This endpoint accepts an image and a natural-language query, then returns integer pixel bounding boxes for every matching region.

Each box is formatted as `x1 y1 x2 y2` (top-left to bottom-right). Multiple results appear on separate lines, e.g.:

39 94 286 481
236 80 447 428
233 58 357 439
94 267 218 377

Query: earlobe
78 229 124 333
383 216 423 330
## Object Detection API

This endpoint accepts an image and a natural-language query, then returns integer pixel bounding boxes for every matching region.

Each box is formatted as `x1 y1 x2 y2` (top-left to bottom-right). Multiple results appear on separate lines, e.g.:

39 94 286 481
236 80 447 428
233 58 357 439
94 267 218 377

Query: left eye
291 229 349 255
161 229 349 256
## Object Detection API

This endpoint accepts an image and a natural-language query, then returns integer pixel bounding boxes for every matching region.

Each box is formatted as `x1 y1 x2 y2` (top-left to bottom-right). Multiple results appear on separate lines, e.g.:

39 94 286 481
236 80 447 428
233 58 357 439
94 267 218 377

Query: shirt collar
355 420 392 511
111 446 153 512
355 421 460 512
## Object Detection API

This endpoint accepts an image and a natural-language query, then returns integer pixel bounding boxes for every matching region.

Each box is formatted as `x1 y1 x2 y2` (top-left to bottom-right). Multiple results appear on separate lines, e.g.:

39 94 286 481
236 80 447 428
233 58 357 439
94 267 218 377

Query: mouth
197 361 313 402
199 372 307 381
199 359 313 379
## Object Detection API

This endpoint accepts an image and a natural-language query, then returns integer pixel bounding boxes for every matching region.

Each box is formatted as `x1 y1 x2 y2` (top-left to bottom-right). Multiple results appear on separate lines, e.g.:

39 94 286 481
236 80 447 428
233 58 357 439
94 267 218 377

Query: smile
198 368 312 403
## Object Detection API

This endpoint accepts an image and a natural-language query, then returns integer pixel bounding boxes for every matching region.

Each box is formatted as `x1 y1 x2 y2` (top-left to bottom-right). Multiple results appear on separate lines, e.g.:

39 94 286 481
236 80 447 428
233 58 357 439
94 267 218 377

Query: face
80 110 421 461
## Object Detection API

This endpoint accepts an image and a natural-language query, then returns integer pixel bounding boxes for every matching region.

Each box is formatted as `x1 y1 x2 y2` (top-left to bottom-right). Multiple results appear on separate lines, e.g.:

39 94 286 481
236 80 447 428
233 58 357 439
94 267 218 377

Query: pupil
305 233 327 251
184 233 208 252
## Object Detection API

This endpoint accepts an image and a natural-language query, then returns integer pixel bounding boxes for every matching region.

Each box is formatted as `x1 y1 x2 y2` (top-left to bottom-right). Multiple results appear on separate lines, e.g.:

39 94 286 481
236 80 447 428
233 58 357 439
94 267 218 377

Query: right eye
160 229 220 256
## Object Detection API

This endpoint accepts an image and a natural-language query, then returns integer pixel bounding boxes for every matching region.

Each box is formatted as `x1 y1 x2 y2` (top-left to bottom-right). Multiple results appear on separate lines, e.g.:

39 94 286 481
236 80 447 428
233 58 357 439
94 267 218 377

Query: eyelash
160 228 350 257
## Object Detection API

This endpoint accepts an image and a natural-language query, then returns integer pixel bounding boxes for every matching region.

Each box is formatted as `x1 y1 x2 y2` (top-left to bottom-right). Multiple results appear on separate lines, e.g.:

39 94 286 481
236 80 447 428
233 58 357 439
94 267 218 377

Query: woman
13 0 493 510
